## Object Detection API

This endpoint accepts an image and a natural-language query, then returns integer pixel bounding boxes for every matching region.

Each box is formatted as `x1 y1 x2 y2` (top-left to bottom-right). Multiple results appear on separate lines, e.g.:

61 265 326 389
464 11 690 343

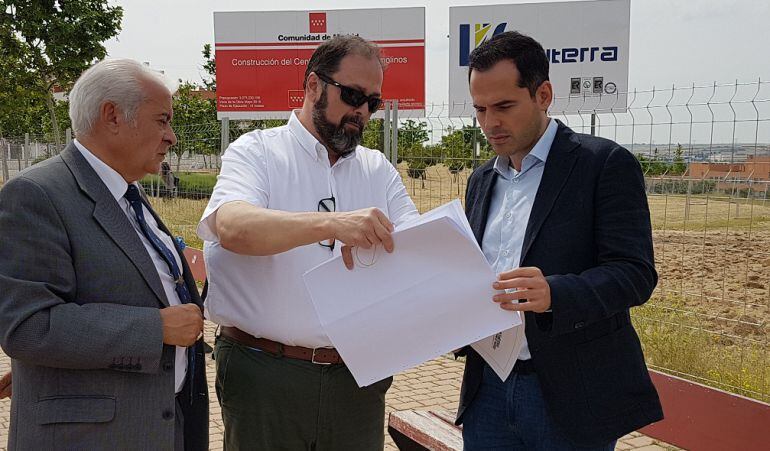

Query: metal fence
2 80 768 402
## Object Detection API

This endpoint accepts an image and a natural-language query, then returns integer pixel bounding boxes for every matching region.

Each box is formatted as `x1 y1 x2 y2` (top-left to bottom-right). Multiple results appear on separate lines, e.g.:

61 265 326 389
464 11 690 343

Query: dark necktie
125 184 191 304
124 184 196 400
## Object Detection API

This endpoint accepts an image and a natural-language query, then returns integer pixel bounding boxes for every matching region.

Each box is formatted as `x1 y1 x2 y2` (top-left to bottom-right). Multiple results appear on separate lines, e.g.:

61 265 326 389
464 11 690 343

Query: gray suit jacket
0 144 208 450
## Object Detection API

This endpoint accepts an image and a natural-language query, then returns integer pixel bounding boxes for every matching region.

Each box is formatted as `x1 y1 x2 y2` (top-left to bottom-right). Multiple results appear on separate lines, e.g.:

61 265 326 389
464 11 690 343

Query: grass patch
140 171 218 197
633 294 769 403
648 195 770 232
146 196 207 249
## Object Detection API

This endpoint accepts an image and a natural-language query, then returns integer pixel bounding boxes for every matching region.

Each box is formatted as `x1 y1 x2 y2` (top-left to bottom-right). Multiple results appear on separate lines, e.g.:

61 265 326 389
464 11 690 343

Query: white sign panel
449 0 630 116
214 8 425 119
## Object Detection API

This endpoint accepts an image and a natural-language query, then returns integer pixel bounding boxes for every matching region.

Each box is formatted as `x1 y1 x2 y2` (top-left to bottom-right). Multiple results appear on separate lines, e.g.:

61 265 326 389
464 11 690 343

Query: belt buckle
311 348 332 365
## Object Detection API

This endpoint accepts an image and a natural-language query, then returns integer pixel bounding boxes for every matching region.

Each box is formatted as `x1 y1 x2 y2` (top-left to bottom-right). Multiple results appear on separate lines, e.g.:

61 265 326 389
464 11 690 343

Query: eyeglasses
316 73 383 114
318 196 336 251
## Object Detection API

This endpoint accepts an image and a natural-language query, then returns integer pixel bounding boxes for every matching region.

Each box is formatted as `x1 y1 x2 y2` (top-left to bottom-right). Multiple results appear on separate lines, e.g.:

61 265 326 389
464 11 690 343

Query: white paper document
303 200 521 387
470 318 526 381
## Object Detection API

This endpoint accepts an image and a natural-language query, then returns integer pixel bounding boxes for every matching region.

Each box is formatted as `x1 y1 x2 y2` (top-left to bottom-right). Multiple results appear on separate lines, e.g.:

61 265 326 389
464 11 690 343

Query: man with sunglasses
197 35 418 450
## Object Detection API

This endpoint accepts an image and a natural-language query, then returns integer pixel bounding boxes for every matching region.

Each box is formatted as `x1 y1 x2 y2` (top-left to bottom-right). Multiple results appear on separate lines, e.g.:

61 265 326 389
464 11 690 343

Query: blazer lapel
471 164 498 245
61 144 170 307
519 122 580 264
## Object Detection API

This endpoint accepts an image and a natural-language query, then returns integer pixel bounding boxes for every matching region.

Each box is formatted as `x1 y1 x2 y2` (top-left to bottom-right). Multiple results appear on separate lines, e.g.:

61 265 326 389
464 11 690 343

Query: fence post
1 140 9 183
384 101 391 163
65 128 72 149
391 100 399 167
471 117 478 169
24 132 30 168
220 117 230 156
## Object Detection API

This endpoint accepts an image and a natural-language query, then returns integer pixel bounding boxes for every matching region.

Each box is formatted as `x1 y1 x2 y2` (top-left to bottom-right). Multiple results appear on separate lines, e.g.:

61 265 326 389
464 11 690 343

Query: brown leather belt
220 326 344 365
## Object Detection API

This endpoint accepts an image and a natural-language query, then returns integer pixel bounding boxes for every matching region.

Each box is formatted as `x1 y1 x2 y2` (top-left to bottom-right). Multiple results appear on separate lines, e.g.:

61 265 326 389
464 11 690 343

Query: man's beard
312 88 364 158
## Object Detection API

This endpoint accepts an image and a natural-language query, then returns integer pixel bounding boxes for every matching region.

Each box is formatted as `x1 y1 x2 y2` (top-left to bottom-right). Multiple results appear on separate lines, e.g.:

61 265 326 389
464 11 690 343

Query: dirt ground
397 165 770 343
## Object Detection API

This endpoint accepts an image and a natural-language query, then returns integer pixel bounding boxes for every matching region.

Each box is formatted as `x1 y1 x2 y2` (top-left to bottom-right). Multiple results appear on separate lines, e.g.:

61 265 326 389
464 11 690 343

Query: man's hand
160 304 204 347
335 208 395 270
492 267 551 313
0 371 11 399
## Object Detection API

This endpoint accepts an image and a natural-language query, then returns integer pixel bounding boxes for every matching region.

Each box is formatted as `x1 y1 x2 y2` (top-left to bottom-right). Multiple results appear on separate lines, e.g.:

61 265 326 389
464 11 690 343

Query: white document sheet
471 316 526 381
303 200 521 387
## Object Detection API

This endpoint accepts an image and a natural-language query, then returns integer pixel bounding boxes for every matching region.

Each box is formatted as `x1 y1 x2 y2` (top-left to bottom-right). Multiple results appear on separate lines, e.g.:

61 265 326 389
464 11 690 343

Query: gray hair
68 59 174 137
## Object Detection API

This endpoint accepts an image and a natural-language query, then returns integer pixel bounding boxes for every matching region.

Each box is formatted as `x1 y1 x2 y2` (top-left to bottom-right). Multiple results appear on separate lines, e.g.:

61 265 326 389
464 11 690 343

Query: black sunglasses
316 73 383 114
318 196 336 251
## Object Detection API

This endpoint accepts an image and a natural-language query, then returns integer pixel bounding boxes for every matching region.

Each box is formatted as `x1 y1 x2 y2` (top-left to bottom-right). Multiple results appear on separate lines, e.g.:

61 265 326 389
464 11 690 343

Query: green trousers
214 335 392 450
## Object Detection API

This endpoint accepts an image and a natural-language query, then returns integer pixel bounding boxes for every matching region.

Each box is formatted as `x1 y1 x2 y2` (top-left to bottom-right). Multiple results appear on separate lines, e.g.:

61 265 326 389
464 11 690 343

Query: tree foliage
0 1 123 145
637 144 688 176
170 81 217 170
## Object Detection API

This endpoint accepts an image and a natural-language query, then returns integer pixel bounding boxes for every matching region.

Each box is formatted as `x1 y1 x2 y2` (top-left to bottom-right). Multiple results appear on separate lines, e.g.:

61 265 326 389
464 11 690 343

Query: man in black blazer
457 31 663 450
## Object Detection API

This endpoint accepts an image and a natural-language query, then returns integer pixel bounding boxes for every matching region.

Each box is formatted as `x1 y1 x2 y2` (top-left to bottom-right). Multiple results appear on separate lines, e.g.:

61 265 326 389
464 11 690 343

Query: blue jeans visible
462 364 616 451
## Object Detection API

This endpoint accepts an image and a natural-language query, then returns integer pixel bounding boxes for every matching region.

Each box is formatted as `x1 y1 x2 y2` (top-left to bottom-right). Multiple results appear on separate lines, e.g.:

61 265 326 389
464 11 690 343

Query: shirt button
505 212 513 219
503 250 510 256
162 409 174 420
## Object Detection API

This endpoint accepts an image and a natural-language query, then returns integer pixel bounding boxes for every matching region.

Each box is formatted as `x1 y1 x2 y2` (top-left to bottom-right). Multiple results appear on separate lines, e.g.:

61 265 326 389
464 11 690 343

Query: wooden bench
386 371 770 451
388 410 462 451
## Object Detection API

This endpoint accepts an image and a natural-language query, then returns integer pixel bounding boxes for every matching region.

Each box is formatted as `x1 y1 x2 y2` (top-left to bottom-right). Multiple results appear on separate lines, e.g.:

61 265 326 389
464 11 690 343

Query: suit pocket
36 395 116 424
575 325 650 420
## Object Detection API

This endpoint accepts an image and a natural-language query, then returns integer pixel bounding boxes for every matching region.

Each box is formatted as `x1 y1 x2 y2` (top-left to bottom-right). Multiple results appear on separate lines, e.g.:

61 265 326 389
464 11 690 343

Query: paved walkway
0 321 677 450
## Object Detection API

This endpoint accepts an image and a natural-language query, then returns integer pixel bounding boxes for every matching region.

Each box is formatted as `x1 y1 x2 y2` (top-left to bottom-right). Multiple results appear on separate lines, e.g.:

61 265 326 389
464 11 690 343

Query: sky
105 0 770 100
103 0 770 144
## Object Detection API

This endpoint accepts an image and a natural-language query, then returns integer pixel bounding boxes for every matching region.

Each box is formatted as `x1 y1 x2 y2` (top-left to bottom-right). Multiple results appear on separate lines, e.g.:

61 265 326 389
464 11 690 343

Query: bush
31 154 50 165
139 172 217 198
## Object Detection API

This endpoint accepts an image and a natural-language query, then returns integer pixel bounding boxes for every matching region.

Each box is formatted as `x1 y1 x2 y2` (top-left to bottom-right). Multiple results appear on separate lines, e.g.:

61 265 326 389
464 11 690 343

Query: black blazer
457 121 663 447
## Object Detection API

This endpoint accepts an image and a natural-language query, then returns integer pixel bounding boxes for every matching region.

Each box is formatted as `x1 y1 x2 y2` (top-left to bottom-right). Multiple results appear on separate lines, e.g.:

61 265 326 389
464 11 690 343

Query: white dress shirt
198 112 419 348
481 118 558 361
74 140 188 393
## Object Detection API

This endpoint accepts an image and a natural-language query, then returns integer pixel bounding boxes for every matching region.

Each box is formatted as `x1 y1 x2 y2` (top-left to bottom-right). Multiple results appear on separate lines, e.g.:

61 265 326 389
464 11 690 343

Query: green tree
0 33 39 136
171 81 217 171
398 119 428 154
461 125 494 168
201 43 216 91
0 1 122 147
404 143 440 189
362 118 384 151
671 143 687 175
441 128 471 173
38 97 70 141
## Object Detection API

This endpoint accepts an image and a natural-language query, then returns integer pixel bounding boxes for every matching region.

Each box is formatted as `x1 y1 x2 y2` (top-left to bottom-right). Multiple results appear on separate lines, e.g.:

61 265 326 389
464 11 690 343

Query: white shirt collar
73 139 132 202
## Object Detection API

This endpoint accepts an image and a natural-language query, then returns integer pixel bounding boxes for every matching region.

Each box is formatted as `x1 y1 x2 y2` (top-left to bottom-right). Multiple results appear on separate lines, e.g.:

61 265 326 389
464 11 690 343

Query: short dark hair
468 31 549 97
303 35 383 89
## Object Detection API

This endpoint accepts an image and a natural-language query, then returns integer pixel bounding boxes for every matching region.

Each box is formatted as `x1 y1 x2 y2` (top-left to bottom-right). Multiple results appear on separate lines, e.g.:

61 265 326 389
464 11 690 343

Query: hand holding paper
493 267 552 313
303 200 523 387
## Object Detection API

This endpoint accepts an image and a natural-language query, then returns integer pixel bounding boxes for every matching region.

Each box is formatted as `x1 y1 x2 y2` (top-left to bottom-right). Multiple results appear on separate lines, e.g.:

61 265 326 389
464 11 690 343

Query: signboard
449 0 630 116
214 8 425 119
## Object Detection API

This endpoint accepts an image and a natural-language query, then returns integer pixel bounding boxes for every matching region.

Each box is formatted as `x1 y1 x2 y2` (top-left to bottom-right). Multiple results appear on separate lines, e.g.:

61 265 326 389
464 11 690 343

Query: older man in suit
0 59 208 450
457 31 663 450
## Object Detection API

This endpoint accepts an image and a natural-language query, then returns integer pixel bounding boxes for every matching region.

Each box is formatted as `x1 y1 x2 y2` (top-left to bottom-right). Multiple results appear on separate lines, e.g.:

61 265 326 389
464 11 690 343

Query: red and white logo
288 90 305 108
309 12 326 33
